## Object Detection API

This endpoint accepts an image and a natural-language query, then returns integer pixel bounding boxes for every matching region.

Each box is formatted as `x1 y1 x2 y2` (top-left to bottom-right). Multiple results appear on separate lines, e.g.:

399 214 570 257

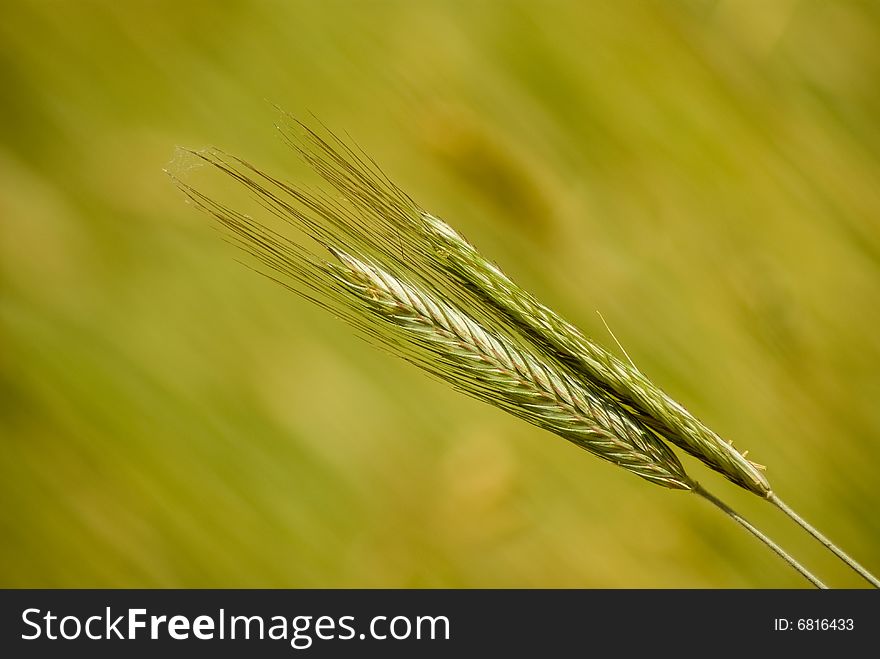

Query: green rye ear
170 117 879 588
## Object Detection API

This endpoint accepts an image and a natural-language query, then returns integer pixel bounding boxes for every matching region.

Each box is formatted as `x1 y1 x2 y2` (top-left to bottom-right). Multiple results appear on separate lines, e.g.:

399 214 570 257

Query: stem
693 484 827 589
768 492 880 589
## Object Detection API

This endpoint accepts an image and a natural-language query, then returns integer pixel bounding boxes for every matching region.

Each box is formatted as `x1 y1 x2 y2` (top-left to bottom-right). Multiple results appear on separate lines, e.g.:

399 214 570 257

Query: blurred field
2 0 879 588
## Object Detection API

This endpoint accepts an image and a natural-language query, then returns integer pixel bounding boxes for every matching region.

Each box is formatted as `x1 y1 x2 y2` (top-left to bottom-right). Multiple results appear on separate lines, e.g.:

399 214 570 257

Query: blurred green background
2 0 879 588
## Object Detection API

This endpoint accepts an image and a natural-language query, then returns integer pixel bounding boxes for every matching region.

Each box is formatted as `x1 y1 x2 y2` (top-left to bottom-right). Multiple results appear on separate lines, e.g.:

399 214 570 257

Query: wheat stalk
261 117 877 588
167 120 839 588
273 120 769 496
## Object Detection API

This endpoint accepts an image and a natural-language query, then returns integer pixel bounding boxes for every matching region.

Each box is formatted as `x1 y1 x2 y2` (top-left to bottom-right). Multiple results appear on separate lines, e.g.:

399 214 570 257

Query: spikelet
264 118 770 497
167 118 843 588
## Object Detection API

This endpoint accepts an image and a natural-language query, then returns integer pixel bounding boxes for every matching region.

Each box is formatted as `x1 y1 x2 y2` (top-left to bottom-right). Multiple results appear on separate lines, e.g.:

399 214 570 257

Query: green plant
169 116 878 588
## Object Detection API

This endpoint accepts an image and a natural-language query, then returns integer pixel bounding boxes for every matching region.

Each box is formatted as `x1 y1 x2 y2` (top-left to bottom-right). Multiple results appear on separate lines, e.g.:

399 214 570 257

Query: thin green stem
694 484 827 589
768 493 879 589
